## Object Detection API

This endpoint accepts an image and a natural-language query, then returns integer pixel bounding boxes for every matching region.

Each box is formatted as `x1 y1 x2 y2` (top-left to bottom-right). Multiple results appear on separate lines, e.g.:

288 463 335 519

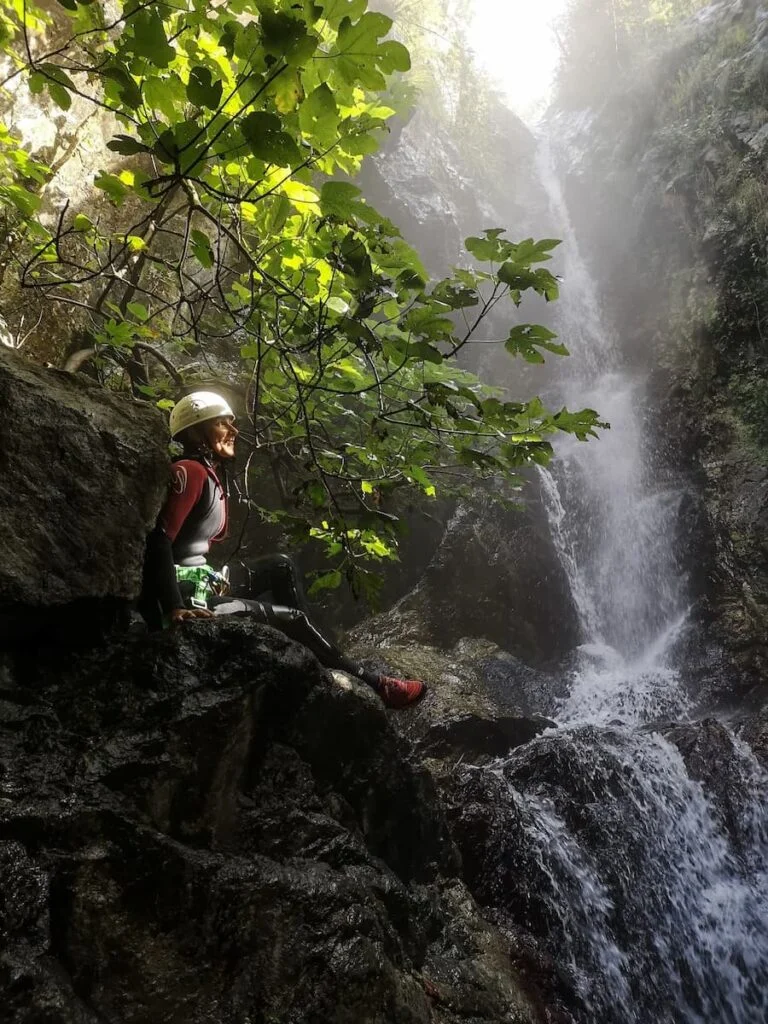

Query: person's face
203 416 238 459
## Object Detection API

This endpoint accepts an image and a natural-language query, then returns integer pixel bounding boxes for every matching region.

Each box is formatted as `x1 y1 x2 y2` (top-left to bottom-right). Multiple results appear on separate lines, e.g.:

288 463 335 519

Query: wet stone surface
0 618 566 1024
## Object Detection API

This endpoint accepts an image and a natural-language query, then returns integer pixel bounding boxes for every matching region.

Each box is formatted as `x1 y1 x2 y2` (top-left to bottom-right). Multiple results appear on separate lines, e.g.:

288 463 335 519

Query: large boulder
346 496 580 670
0 618 565 1024
0 348 168 641
343 633 561 766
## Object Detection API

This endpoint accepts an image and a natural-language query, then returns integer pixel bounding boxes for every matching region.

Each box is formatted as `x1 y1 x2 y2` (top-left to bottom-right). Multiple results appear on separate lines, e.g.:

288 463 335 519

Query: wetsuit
139 455 369 679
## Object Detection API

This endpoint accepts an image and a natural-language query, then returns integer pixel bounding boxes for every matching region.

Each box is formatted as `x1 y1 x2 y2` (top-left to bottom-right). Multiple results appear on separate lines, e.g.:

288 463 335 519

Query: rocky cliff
0 348 572 1024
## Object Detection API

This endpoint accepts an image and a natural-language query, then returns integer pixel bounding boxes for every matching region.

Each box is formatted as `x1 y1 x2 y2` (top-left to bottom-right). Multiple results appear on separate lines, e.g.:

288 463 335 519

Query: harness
175 564 230 609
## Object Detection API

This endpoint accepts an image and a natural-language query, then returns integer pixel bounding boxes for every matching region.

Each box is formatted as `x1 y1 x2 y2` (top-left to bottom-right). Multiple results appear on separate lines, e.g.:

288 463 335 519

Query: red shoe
376 675 428 709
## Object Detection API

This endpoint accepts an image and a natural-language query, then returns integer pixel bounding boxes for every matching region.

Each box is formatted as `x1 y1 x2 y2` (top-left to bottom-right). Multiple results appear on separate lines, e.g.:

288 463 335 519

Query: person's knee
212 598 268 619
267 604 305 626
270 553 297 575
251 552 294 571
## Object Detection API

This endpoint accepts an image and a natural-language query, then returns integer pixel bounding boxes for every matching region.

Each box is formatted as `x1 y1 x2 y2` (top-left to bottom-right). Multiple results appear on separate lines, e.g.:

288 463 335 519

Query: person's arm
144 461 214 623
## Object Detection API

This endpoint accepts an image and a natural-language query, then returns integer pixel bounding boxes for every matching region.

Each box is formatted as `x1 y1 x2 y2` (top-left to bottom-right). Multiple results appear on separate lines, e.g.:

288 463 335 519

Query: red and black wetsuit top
162 458 227 566
139 456 228 626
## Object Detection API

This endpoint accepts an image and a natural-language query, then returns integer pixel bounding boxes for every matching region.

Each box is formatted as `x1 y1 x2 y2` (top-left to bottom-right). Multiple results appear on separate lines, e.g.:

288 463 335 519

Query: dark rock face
0 618 558 1024
360 99 542 279
347 497 581 670
0 348 168 639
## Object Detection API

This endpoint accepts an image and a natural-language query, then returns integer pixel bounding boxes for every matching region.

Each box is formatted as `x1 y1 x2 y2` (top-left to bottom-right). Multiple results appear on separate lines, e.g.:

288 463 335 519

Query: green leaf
407 463 436 497
336 11 393 86
466 230 514 262
187 66 223 109
268 194 292 233
190 228 214 268
48 83 72 110
378 40 411 73
405 305 454 340
0 185 41 218
107 134 150 156
408 340 443 364
94 171 128 205
505 324 569 363
269 71 304 114
152 128 178 165
29 64 76 109
127 301 149 320
241 111 301 167
339 132 379 156
317 0 367 28
260 11 315 65
144 74 186 119
432 279 479 309
28 72 45 95
308 569 342 595
152 122 208 172
102 64 143 109
339 231 372 284
396 268 427 292
72 213 92 231
320 180 363 218
131 10 175 68
553 407 606 441
299 83 339 145
498 264 538 289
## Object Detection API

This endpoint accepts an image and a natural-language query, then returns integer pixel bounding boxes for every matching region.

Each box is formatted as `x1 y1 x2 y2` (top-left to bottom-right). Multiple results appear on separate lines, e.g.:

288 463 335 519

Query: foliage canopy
0 0 600 596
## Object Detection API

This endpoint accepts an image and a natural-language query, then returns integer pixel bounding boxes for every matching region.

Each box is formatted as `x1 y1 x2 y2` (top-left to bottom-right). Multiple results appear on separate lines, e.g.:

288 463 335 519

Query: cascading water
534 137 693 729
478 140 768 1023
535 139 688 688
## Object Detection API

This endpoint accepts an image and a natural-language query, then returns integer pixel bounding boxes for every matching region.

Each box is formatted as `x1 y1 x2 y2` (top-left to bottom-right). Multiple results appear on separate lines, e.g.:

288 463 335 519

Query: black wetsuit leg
210 595 375 684
244 554 312 612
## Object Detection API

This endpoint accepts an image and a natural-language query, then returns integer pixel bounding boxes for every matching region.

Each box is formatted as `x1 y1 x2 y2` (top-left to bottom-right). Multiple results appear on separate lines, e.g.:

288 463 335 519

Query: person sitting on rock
139 390 427 710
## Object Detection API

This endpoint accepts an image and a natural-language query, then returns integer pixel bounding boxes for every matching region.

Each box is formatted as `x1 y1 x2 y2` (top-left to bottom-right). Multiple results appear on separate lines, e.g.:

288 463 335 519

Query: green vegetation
0 0 601 596
652 14 768 451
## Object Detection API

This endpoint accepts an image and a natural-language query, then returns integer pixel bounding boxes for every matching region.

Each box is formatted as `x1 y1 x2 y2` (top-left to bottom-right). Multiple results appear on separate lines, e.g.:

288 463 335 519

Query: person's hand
168 607 214 625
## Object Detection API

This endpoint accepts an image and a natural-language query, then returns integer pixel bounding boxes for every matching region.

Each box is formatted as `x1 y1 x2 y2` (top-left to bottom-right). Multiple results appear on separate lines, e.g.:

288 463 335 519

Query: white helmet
169 391 235 438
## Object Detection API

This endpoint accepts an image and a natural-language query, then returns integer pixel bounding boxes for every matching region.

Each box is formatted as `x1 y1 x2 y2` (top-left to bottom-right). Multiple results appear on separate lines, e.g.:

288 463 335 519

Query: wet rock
344 632 561 758
741 701 768 768
0 347 168 645
420 713 552 763
665 717 768 855
346 497 580 670
0 618 559 1024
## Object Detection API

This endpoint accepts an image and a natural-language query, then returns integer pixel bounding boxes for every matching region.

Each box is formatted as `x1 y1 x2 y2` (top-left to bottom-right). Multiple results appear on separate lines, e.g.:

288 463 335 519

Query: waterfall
483 139 768 1022
536 139 688 684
